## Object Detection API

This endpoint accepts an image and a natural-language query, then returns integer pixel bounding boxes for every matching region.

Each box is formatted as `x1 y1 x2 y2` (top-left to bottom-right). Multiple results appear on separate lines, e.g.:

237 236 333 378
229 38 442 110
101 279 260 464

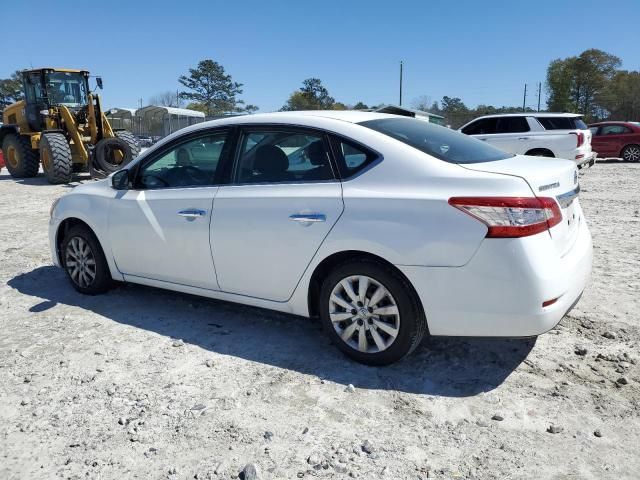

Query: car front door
108 130 230 289
211 127 344 301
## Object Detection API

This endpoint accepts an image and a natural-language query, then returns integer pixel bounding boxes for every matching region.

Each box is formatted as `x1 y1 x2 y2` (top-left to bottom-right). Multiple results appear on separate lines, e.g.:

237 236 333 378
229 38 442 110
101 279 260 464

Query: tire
61 224 113 295
2 133 39 178
318 259 428 365
621 144 640 162
40 132 73 184
114 130 141 158
94 137 134 173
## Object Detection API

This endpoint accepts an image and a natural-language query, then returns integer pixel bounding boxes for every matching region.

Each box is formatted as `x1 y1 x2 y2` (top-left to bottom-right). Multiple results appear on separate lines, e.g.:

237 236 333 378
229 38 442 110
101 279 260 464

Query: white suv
459 113 596 167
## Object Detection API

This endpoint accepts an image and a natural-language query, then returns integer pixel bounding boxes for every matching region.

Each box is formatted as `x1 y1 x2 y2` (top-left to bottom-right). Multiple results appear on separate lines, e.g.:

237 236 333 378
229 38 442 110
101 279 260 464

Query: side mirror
111 169 130 190
96 77 103 89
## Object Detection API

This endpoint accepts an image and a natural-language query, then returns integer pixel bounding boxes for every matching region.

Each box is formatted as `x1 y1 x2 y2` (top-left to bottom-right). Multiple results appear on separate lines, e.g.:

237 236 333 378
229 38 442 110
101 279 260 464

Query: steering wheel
181 165 209 185
141 174 169 188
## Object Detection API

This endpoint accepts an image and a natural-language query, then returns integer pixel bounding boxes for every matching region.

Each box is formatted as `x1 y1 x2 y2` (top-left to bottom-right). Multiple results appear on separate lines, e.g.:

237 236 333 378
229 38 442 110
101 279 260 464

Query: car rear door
108 129 229 290
210 126 344 301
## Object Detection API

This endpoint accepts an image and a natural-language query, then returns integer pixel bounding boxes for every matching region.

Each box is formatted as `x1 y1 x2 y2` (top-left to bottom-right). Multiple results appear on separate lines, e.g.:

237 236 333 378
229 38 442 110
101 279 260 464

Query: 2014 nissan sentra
49 112 593 365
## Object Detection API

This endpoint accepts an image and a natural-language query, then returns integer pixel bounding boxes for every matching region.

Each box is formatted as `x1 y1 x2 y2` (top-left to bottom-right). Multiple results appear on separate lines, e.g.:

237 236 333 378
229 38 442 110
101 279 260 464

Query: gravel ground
0 162 638 480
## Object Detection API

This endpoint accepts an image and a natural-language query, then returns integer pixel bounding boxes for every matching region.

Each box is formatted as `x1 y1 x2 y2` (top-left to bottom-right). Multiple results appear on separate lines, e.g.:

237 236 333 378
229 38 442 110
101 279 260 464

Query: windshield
45 71 88 107
359 117 513 164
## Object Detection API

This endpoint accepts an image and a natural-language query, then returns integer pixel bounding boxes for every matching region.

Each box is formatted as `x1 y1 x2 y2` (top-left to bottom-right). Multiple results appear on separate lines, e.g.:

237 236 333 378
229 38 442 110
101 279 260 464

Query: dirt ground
0 161 638 480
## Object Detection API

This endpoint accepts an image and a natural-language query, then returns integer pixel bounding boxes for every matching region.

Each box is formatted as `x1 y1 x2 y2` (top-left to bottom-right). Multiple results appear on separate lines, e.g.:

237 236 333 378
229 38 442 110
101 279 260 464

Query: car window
537 116 587 130
601 125 632 135
330 137 378 178
360 117 513 164
495 116 530 133
235 131 334 184
589 127 600 136
461 118 498 135
136 132 226 189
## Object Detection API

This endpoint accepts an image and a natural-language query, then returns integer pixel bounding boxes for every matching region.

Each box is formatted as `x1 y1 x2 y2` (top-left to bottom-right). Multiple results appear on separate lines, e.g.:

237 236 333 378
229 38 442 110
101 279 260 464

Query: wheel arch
525 148 555 157
306 250 426 323
620 143 640 159
55 215 122 281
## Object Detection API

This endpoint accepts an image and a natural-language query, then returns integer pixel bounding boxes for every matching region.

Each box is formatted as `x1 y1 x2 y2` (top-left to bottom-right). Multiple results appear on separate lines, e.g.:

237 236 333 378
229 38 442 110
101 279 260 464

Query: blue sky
3 0 639 112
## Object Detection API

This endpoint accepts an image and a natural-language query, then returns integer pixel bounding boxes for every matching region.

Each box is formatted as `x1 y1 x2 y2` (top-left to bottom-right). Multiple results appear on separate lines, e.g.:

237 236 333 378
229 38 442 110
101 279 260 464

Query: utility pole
537 82 542 112
522 84 527 112
399 60 404 106
139 98 143 109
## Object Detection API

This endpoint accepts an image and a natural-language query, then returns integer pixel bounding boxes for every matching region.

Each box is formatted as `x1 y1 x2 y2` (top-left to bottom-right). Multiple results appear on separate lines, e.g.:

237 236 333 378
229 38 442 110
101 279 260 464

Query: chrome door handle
178 208 207 219
289 213 326 223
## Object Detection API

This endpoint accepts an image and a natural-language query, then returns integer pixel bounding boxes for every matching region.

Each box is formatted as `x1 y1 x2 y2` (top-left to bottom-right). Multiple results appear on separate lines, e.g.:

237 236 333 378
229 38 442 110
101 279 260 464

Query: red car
0 149 4 172
588 121 640 162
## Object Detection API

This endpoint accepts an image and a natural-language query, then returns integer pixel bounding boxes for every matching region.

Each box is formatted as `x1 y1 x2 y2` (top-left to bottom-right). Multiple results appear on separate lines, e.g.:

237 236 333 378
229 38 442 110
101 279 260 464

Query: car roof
217 110 391 124
588 121 638 126
473 112 583 119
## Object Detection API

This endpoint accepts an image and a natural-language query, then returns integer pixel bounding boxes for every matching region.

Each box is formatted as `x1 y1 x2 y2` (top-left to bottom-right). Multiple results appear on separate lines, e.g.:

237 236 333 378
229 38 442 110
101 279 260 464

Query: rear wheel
2 133 39 178
40 132 73 184
621 144 640 162
61 224 113 295
319 259 427 365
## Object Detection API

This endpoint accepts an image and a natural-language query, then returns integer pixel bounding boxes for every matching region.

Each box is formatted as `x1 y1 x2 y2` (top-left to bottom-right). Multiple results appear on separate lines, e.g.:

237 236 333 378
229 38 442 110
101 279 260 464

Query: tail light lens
571 132 585 147
449 197 562 238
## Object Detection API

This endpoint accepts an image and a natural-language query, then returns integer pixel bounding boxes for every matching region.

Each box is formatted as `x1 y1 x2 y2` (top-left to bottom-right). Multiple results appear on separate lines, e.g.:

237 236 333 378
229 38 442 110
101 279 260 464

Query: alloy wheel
623 146 640 162
65 236 97 288
329 275 400 353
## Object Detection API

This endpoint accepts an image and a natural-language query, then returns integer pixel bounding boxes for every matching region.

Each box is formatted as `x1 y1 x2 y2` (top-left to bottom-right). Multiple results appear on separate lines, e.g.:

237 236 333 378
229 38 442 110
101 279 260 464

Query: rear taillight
448 197 562 238
571 132 585 147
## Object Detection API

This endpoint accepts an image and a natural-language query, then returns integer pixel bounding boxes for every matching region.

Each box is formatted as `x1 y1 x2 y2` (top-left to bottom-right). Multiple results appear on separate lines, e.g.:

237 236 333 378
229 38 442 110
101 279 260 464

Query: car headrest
176 147 191 166
306 140 328 166
254 145 288 174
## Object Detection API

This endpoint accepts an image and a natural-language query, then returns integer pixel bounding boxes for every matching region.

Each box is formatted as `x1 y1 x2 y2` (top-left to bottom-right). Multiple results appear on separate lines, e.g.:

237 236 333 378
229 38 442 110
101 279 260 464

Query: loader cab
22 69 90 131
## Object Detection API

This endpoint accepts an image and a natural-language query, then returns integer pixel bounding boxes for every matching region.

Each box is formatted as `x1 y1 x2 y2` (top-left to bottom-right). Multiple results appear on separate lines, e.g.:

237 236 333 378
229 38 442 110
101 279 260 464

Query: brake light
571 132 584 147
448 197 562 238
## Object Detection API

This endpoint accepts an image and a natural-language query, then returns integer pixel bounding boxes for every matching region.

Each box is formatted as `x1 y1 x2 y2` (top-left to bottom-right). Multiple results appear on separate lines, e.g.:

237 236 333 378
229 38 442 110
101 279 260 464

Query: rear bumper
398 217 593 337
577 151 597 169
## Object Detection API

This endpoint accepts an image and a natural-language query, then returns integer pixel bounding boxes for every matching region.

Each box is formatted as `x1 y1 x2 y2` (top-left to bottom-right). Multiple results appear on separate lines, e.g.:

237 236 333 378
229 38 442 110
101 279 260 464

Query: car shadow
8 266 535 397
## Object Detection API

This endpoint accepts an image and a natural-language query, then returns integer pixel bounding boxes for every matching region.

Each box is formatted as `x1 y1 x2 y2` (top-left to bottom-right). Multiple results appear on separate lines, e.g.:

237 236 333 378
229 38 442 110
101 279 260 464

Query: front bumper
49 216 62 267
398 217 593 337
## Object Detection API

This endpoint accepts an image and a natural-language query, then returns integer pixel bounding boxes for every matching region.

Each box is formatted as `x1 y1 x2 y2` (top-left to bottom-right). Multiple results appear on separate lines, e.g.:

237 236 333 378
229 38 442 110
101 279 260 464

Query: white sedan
49 111 593 365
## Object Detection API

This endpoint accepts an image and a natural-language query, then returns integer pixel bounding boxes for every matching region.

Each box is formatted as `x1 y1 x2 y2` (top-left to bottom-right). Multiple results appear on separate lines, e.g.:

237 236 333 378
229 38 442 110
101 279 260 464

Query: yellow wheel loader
0 68 138 184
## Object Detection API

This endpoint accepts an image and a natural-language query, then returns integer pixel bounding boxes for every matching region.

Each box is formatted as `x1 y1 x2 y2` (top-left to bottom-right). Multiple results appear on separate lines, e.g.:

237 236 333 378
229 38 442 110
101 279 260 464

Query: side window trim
328 134 382 181
131 127 231 190
229 125 339 186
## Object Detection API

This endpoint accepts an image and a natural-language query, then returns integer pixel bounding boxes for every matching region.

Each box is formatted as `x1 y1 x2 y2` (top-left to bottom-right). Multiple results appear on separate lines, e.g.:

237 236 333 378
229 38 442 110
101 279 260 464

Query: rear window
537 116 587 130
359 117 513 164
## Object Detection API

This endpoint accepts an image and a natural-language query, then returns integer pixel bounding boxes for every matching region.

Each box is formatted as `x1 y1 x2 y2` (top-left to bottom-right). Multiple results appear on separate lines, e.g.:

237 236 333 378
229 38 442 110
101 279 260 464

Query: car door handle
518 137 530 140
289 213 326 223
178 209 207 219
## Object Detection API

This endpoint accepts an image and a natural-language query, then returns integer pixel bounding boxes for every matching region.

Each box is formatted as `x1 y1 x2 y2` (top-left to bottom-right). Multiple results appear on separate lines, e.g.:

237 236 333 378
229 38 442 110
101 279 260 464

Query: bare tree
148 91 183 108
411 95 433 111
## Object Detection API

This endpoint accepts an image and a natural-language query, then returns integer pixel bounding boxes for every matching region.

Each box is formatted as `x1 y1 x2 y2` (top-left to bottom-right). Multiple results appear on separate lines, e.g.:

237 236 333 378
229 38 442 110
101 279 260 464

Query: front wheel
319 259 428 365
621 144 640 162
61 224 113 294
41 132 73 184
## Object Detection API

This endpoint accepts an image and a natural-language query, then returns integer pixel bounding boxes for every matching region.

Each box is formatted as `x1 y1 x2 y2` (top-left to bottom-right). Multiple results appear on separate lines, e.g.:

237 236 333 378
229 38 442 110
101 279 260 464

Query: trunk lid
462 155 581 255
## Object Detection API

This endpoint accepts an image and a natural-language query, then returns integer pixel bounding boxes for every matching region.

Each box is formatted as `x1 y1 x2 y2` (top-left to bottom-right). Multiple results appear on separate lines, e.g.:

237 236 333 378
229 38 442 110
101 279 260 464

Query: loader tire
114 130 140 158
41 132 73 184
94 137 134 174
2 133 39 178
